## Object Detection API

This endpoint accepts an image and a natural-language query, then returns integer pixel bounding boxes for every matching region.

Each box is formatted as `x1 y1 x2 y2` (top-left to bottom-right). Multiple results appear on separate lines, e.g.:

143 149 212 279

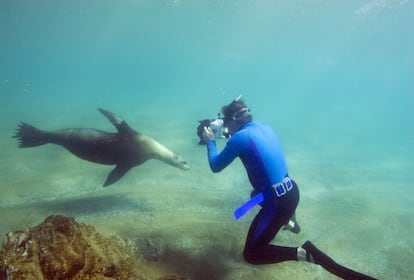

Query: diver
201 95 377 279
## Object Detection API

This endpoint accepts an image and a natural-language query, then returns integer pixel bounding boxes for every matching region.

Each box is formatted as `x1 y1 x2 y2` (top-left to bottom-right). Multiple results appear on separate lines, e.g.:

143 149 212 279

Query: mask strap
233 107 250 119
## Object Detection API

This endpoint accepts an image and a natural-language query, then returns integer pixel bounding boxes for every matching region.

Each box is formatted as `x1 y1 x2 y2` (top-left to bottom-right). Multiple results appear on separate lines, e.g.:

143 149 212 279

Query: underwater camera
197 95 244 145
196 115 229 145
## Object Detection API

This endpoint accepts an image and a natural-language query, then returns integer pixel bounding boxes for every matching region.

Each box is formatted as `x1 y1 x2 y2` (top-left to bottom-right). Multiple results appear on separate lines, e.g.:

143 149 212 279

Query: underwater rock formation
157 276 188 280
0 215 190 280
0 215 139 280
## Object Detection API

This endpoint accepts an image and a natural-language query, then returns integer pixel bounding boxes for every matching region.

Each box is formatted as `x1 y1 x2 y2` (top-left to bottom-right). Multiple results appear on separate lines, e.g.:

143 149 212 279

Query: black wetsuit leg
242 181 377 279
243 181 300 264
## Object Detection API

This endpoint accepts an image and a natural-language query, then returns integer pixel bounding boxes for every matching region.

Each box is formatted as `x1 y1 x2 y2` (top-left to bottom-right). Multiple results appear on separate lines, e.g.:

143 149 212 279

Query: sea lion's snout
183 161 190 170
179 159 190 170
173 154 190 170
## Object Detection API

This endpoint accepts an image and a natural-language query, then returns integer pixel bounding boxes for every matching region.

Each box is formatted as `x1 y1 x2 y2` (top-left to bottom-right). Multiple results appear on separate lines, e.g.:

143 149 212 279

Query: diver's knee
243 248 258 265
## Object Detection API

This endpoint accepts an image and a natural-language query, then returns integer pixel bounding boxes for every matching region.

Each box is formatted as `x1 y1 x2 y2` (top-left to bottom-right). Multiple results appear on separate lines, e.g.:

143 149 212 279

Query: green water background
1 1 413 279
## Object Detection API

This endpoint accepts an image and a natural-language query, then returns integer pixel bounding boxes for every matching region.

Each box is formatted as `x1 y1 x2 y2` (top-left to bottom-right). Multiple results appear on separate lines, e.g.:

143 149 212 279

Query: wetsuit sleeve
206 139 240 173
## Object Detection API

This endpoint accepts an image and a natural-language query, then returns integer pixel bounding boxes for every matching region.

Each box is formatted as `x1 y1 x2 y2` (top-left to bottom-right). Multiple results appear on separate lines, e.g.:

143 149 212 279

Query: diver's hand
202 126 216 142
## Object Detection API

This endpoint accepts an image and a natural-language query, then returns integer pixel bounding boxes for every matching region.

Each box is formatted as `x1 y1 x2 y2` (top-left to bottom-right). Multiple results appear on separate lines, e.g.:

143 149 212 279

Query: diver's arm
203 126 240 172
206 137 239 173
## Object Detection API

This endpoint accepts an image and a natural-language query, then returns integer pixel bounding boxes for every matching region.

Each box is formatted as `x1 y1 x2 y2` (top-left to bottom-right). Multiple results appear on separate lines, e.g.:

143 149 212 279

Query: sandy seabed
1 114 413 280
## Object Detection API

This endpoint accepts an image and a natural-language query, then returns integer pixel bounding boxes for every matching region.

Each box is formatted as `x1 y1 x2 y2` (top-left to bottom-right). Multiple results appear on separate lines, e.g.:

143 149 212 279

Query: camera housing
196 118 229 145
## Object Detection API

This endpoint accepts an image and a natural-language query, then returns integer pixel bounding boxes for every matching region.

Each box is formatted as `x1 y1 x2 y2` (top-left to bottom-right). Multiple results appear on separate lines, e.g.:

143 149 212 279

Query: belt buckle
283 177 293 191
274 183 286 197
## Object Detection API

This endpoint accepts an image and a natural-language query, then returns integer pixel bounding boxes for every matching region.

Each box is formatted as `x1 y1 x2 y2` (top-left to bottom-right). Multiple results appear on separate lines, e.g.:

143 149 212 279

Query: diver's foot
300 240 332 265
300 241 378 280
283 218 301 234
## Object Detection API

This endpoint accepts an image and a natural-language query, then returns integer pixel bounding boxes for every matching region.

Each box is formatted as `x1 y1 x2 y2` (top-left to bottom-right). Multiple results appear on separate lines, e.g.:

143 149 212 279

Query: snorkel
234 94 242 102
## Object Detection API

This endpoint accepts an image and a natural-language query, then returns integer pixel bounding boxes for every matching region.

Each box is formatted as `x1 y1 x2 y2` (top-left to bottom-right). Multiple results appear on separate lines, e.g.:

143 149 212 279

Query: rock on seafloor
0 215 188 280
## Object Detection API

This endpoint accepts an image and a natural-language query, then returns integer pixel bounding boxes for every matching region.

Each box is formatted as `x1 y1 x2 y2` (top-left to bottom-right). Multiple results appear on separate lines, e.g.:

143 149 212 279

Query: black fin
302 241 377 280
12 122 48 147
98 108 135 135
103 163 134 187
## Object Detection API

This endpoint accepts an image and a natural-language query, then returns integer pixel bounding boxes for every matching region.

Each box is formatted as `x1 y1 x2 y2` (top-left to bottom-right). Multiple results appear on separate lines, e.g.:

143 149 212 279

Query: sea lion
13 108 190 187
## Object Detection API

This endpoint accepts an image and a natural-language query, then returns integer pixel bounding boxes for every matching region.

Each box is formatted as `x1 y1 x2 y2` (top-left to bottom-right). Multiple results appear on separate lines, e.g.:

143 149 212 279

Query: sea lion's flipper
103 163 134 187
98 108 136 135
13 122 48 147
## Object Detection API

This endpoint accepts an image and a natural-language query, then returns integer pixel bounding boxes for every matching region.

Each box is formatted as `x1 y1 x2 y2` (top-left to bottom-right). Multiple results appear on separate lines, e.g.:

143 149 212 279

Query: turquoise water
1 1 413 279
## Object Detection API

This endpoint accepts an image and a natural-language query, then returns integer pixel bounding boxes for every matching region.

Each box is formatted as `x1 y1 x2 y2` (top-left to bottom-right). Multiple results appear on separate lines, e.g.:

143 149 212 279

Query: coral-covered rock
0 215 139 280
157 275 188 280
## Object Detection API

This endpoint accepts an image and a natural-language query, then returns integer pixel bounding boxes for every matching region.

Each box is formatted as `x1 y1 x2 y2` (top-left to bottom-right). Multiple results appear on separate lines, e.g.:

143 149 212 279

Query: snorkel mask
222 94 251 125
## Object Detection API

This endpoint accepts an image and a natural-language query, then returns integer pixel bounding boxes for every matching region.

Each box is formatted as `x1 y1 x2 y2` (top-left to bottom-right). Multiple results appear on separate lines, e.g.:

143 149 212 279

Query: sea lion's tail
13 122 48 147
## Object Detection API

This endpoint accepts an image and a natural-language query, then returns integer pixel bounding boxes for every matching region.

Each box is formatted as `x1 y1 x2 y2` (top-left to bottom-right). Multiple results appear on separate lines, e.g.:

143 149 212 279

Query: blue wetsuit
206 121 300 264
